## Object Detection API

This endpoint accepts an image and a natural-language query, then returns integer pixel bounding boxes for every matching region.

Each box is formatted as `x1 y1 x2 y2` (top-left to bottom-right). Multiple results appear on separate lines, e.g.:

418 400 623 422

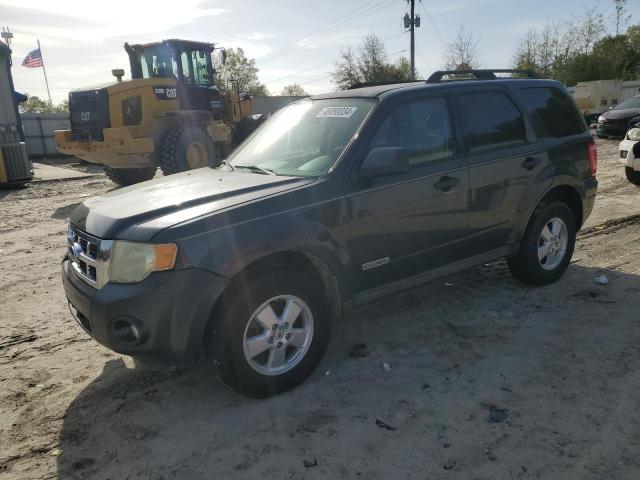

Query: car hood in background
601 108 640 121
70 168 315 241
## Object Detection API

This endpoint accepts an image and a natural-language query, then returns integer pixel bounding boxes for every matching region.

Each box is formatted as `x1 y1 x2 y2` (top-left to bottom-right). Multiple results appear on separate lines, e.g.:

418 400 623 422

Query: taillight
588 140 597 176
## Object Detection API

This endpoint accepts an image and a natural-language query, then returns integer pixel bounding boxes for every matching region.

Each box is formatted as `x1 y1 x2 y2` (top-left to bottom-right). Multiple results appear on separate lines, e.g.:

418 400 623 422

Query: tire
507 201 576 286
625 167 640 185
103 166 156 186
159 125 218 176
204 269 330 398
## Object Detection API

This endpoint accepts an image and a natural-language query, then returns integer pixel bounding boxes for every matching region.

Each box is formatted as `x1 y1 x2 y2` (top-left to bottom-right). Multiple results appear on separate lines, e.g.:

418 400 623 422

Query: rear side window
520 87 585 138
461 91 527 153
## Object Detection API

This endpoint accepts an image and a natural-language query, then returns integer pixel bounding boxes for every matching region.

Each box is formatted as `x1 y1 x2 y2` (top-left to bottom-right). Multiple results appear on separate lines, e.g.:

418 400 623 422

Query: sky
1 0 638 104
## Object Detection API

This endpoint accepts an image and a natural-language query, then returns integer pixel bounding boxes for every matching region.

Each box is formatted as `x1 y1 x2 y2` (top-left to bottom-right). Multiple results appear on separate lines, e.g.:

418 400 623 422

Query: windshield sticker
316 106 358 118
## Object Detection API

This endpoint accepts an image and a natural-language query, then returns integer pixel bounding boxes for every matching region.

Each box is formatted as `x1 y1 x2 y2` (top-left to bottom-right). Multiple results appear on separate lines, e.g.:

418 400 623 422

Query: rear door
346 95 470 291
455 87 549 255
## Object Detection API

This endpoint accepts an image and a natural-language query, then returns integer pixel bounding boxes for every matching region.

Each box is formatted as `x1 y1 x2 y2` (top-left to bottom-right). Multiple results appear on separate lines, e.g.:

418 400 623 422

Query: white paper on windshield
316 106 357 118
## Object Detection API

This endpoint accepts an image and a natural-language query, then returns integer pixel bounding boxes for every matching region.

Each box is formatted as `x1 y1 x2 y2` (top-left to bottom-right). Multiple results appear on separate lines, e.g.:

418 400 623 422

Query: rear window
461 91 527 153
520 87 585 138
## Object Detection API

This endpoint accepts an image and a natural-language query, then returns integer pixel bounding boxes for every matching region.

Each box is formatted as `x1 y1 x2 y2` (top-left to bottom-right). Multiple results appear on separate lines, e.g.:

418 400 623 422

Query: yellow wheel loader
55 39 262 186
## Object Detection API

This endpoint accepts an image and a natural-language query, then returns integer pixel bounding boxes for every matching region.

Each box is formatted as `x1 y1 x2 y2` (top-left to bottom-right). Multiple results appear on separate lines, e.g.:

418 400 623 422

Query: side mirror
357 147 410 179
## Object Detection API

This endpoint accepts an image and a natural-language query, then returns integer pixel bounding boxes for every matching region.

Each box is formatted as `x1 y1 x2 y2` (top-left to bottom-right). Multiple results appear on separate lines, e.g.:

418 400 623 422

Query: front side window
520 87 585 138
228 98 376 177
369 97 454 168
462 91 527 152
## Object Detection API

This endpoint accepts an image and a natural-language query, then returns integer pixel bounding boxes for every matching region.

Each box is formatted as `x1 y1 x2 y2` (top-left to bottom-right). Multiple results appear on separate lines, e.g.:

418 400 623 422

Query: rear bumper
54 129 154 167
582 176 597 225
62 256 228 364
619 139 640 171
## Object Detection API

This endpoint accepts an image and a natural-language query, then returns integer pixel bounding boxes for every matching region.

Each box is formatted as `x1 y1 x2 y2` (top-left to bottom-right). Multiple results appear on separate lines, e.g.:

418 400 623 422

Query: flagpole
37 39 52 107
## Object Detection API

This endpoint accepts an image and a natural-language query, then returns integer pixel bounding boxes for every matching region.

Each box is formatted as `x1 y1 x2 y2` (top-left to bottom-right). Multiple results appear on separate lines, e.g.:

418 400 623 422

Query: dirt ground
1 137 640 480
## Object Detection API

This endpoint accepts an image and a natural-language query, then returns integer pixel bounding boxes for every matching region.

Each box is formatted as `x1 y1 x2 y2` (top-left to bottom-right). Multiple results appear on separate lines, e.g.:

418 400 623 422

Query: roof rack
347 80 423 90
426 69 539 83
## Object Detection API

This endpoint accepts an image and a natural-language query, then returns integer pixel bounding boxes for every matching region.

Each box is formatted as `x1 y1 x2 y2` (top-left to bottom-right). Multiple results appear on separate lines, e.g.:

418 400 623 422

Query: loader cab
125 39 219 111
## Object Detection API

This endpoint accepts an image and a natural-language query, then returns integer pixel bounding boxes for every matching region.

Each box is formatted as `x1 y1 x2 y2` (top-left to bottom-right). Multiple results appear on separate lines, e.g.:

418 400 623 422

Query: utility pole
403 1 420 80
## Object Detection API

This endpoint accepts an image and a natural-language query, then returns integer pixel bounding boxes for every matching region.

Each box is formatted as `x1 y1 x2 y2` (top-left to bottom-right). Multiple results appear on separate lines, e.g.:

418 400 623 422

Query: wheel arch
515 183 584 246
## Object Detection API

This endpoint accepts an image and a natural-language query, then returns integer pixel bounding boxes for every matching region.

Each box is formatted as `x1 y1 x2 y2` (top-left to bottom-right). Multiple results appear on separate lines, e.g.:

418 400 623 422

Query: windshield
614 96 640 110
228 98 376 177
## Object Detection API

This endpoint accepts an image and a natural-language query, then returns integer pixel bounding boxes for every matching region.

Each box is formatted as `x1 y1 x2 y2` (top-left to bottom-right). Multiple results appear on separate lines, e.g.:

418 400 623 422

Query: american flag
22 48 43 68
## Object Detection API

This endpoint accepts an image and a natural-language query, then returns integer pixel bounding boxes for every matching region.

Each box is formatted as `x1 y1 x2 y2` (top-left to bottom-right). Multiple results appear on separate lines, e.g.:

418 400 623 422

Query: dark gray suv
62 70 598 397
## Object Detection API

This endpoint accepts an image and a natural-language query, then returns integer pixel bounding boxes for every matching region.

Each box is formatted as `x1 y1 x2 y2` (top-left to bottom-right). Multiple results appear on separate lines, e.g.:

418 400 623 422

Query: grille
68 227 101 286
1 143 31 181
69 88 110 141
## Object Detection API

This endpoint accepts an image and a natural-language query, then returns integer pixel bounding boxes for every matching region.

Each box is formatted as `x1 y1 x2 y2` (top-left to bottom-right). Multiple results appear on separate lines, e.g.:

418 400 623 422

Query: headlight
629 128 640 142
108 241 177 283
598 116 606 123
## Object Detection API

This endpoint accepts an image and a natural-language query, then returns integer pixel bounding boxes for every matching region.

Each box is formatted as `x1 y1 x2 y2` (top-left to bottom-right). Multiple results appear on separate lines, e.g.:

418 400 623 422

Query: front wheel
508 202 576 285
204 270 330 398
625 167 640 185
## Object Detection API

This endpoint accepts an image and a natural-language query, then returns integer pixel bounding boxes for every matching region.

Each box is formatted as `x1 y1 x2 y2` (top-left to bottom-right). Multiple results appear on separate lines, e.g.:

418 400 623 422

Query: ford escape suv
62 69 598 398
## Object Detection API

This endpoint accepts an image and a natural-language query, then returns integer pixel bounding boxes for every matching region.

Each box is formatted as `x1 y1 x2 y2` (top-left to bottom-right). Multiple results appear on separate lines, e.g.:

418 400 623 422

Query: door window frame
452 86 539 161
347 92 465 186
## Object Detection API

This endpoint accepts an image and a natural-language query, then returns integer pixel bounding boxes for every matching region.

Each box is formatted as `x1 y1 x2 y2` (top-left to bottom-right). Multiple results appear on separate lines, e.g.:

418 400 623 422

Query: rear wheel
508 201 576 285
204 269 330 398
103 166 156 186
625 167 640 185
159 125 218 176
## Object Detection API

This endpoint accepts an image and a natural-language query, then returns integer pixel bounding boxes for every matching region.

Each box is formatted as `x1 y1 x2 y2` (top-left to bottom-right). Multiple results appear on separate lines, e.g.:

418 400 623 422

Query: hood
71 168 315 241
602 108 640 121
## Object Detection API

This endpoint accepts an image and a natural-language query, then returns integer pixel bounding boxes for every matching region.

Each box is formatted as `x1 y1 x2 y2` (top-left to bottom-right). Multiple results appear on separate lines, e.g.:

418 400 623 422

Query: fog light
111 317 146 346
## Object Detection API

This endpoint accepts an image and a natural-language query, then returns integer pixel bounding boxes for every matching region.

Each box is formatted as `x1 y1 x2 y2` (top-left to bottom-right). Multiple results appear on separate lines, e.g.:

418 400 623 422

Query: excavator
55 39 262 186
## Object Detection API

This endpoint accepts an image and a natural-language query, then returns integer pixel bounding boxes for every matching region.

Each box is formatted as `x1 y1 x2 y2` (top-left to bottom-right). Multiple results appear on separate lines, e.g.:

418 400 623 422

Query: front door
345 96 470 291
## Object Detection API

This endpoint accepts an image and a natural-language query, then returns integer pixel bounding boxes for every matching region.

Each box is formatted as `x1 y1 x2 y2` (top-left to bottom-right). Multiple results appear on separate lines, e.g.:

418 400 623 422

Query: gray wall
21 113 70 157
251 96 308 116
566 80 640 102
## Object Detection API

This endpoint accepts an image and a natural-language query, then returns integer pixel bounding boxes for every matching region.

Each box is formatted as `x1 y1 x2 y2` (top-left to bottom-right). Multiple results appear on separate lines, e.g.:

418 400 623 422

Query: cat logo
80 112 92 121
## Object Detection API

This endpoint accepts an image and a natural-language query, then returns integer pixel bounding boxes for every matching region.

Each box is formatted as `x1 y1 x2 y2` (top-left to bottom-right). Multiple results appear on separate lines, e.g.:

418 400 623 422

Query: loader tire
103 166 156 187
159 125 218 176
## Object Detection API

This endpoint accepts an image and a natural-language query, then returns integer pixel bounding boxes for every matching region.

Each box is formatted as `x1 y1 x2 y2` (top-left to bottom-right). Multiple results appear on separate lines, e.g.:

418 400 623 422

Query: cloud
0 0 227 43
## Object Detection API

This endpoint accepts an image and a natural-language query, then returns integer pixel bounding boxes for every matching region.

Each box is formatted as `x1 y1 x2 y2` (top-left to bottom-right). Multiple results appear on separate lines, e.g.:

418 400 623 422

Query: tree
216 48 269 96
612 0 632 35
443 25 480 70
280 84 309 96
20 95 50 113
332 34 413 90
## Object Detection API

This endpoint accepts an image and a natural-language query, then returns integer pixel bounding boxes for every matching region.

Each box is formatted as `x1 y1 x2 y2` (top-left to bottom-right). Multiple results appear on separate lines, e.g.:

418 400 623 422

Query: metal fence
21 113 70 157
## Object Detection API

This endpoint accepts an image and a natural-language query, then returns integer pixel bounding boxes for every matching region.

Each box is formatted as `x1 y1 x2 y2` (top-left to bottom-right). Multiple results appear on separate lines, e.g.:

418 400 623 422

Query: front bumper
596 122 628 138
54 129 154 167
62 256 228 364
619 139 640 171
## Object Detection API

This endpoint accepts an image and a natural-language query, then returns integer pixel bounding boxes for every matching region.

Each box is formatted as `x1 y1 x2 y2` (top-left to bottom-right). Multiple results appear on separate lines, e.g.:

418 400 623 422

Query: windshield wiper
219 160 235 172
235 165 276 175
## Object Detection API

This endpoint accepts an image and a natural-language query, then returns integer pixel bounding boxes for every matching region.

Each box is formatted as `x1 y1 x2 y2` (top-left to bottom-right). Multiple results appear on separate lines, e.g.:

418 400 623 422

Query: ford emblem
70 242 83 262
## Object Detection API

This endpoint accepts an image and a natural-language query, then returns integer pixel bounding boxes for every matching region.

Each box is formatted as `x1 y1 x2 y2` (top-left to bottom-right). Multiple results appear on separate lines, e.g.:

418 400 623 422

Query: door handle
521 156 541 170
434 175 460 192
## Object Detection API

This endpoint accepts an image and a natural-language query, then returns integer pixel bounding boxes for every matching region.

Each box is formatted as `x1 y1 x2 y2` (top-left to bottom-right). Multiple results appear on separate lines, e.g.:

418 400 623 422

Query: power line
257 0 397 64
422 3 446 47
265 31 407 87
